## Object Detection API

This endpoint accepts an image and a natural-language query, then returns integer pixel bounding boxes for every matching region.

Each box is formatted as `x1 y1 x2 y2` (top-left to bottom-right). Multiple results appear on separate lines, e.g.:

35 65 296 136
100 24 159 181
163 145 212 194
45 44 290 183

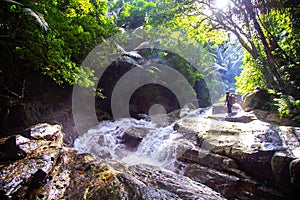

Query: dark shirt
226 95 231 105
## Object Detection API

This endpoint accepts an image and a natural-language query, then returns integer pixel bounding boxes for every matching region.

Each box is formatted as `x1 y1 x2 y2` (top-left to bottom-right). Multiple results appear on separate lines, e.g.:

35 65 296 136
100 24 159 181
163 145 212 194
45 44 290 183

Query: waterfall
121 125 194 167
73 108 207 167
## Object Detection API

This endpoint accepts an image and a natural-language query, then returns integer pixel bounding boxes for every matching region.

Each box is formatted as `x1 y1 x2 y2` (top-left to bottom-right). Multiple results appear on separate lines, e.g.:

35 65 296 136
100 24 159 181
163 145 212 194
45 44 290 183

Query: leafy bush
0 0 119 88
273 94 300 120
235 52 266 95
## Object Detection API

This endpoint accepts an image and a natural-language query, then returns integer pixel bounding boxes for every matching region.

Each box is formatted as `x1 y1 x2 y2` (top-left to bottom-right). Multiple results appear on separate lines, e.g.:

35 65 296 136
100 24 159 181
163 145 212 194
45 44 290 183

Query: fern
274 94 300 120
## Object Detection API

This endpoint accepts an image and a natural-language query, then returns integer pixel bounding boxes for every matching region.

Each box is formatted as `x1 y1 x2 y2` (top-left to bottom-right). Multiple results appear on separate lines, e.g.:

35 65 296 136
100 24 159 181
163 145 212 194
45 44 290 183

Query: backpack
228 94 237 105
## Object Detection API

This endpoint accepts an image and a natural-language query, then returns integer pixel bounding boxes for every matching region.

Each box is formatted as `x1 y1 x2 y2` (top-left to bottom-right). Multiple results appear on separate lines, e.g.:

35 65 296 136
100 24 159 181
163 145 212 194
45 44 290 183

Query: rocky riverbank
0 123 224 199
1 104 299 199
172 104 300 199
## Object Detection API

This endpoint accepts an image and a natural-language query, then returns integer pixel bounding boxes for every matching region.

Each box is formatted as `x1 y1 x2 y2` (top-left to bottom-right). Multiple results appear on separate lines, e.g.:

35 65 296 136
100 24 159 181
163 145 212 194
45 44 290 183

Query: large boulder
241 89 300 127
242 89 270 112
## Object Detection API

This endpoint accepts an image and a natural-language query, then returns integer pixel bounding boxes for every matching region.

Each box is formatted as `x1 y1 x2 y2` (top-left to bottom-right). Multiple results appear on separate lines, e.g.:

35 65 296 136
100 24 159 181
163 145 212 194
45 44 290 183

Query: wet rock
178 148 287 199
0 123 226 199
183 163 286 199
176 115 300 198
120 133 143 150
209 103 255 123
110 161 225 200
290 158 300 196
0 123 62 198
168 107 207 124
123 126 153 139
184 164 239 199
212 103 240 115
224 110 256 123
30 123 63 141
271 152 295 194
178 148 238 171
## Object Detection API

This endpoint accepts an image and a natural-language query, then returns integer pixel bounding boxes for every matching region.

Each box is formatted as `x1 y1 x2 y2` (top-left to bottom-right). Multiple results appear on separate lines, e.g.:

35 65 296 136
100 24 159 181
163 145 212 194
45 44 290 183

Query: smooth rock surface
175 107 300 199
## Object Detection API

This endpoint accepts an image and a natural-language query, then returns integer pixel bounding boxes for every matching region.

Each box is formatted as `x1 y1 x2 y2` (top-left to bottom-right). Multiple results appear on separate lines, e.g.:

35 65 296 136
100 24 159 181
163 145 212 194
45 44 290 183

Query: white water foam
73 109 207 167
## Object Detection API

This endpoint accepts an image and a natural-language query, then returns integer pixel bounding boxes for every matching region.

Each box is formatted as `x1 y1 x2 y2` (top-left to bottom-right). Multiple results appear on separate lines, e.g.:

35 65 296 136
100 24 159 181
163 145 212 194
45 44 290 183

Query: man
225 91 232 114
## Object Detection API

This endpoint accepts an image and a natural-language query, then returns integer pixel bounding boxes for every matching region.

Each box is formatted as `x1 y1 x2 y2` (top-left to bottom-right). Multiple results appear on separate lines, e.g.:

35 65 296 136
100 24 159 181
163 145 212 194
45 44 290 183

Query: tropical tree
0 0 119 96
108 0 156 29
149 0 299 96
191 0 299 98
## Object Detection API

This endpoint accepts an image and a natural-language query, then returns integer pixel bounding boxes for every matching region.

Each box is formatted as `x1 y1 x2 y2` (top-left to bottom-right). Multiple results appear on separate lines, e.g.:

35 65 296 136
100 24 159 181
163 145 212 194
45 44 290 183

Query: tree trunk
244 0 287 92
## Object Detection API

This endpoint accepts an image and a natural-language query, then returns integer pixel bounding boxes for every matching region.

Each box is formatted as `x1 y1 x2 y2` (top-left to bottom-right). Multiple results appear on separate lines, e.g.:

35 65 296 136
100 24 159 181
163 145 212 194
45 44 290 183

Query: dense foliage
108 0 156 29
0 0 118 92
108 0 229 101
148 0 300 98
126 0 300 119
234 2 300 96
1 0 299 120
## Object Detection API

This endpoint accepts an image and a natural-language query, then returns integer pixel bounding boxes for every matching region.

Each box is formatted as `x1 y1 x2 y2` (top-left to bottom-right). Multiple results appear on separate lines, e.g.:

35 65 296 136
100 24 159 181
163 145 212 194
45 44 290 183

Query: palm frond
2 0 49 31
123 51 143 59
2 0 23 6
116 44 126 54
23 8 49 31
116 44 143 59
119 56 144 68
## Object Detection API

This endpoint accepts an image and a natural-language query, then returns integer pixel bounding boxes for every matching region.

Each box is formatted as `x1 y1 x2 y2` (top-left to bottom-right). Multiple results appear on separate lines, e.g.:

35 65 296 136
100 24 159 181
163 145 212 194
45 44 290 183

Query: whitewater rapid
73 108 207 167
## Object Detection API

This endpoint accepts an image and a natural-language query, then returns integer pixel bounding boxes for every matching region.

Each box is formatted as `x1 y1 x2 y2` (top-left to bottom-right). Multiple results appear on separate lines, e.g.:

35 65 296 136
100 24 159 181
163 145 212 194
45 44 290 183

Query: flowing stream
73 104 297 168
73 108 206 167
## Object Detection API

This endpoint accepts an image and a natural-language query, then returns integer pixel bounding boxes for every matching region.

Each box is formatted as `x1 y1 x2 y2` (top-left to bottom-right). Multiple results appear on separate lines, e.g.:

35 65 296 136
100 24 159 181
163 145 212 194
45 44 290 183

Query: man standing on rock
225 91 233 114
